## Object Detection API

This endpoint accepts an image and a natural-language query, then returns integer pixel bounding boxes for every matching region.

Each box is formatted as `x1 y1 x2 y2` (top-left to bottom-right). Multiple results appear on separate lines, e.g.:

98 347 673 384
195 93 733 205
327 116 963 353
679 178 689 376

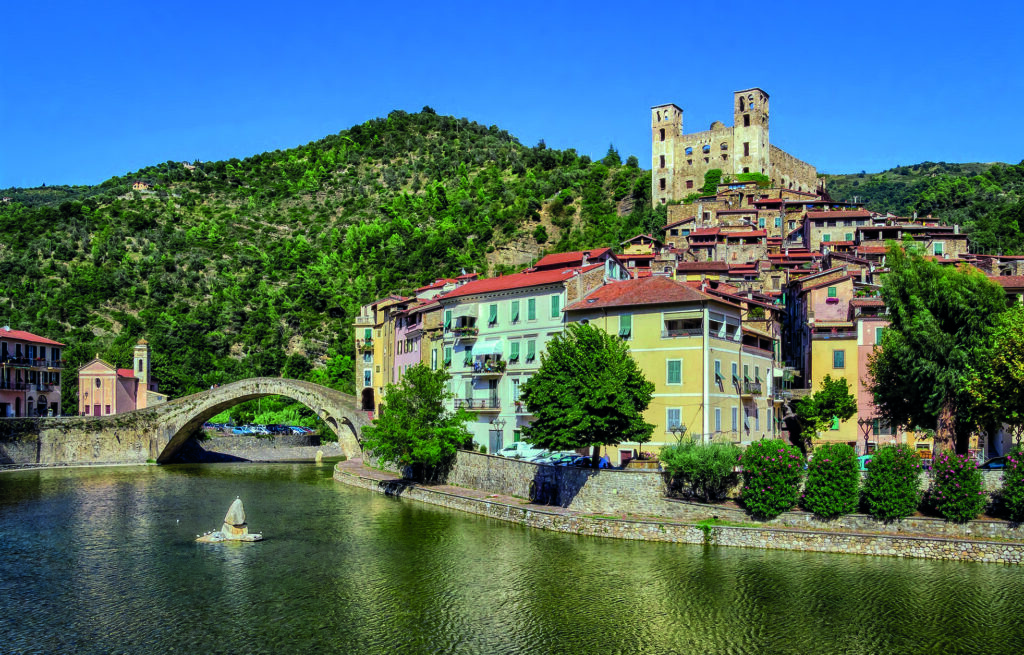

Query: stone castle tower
651 88 818 206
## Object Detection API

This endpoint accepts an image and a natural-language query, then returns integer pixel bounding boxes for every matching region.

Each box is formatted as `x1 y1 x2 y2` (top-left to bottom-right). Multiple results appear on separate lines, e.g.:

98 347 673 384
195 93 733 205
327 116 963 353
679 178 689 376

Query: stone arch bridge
0 378 369 467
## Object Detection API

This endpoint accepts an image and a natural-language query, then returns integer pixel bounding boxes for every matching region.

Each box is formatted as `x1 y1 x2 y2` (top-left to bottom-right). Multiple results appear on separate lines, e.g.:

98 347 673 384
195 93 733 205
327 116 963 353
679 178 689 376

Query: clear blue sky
2 0 1021 188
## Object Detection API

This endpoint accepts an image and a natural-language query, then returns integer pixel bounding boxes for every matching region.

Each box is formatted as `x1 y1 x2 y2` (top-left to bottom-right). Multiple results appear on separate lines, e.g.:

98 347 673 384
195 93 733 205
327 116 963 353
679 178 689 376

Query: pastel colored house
77 340 165 416
0 326 64 417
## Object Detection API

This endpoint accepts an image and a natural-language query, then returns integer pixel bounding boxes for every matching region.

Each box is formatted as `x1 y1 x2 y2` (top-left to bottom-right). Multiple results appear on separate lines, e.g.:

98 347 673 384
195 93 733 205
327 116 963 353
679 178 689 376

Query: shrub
930 450 986 522
740 439 804 519
1002 446 1024 522
659 441 741 502
863 444 922 521
803 443 859 519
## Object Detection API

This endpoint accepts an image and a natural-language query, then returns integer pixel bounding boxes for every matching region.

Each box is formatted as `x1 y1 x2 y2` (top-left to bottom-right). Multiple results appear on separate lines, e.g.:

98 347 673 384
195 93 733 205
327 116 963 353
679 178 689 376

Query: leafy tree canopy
967 303 1024 448
521 323 654 462
360 364 472 479
793 374 857 448
868 246 1006 453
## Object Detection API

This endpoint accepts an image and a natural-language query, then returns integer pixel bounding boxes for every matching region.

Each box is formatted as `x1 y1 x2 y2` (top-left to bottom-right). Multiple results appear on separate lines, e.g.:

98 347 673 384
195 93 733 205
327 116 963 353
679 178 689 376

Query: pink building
77 339 165 416
393 301 426 383
852 298 900 454
0 326 64 417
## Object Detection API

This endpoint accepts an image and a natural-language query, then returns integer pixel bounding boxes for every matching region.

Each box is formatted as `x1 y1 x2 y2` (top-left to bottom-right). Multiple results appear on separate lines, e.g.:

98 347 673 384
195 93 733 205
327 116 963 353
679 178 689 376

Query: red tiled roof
662 217 696 230
0 327 64 346
717 209 757 215
807 210 872 219
993 276 1024 289
754 198 784 205
856 246 889 254
851 298 886 307
690 228 721 236
533 248 611 269
565 276 714 311
825 240 855 246
725 230 767 238
416 278 455 292
456 273 478 280
439 264 603 300
676 261 729 272
117 368 136 379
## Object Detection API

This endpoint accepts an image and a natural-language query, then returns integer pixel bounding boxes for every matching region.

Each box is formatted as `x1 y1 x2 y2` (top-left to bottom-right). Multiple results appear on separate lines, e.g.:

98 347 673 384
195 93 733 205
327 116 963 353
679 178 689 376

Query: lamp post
669 424 689 445
857 416 873 455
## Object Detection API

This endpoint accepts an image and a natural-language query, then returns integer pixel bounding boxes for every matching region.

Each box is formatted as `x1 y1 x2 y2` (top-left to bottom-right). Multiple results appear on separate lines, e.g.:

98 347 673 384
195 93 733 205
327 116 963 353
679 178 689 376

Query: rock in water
196 498 263 543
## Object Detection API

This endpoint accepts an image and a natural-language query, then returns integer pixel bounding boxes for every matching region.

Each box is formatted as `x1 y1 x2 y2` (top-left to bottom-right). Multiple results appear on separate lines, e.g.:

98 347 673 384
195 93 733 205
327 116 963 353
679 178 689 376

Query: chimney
955 224 960 235
582 251 590 266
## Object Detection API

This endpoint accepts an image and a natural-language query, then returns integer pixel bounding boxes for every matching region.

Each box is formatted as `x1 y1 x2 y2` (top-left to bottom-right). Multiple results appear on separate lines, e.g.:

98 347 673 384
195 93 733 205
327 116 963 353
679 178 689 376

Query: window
875 326 884 344
512 378 521 402
550 294 560 318
667 408 682 431
715 407 722 432
488 303 498 327
618 314 632 339
743 364 750 382
743 114 750 127
659 155 665 168
513 430 522 442
667 359 682 385
768 408 773 432
743 142 750 157
105 405 111 415
872 419 893 436
833 349 845 368
526 340 536 362
759 217 765 228
659 128 665 141
827 286 837 298
659 178 666 190
731 362 739 385
686 180 693 189
845 233 853 241
511 300 520 323
444 347 452 366
137 359 143 371
731 406 738 432
527 298 536 321
754 407 760 432
720 142 728 150
84 405 90 415
822 234 831 243
363 352 372 363
444 310 452 330
509 341 520 362
702 144 710 153
714 359 722 383
933 242 945 256
685 146 693 155
431 349 437 370
775 216 781 228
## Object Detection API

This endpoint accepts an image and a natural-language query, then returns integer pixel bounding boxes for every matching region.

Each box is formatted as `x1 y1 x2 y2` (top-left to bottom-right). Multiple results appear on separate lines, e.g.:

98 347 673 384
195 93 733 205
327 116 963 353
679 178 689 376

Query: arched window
702 145 710 153
739 97 746 111
720 143 728 150
685 147 693 155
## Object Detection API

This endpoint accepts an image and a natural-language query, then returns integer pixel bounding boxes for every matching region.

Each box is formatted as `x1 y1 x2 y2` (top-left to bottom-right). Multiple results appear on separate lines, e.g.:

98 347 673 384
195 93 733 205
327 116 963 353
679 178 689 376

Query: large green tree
967 303 1024 449
868 246 1006 453
793 374 857 450
361 364 472 480
520 323 654 465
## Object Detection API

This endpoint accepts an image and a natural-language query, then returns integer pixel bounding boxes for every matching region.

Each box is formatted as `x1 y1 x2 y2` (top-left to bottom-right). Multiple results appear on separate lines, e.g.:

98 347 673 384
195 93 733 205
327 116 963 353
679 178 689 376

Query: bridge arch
150 378 370 463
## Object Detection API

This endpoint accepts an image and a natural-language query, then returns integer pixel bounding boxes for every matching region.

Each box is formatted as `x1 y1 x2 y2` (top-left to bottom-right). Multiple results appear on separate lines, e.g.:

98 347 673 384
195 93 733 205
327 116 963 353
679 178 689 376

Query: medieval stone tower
732 88 770 175
133 339 151 408
651 103 683 203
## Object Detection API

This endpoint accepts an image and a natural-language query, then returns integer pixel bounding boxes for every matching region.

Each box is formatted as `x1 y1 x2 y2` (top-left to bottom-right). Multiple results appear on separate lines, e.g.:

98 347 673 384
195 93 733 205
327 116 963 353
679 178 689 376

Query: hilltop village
355 88 1024 466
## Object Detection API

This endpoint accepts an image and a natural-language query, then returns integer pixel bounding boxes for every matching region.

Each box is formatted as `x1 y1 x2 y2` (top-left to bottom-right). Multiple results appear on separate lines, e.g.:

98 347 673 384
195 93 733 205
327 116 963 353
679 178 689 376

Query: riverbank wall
176 433 343 463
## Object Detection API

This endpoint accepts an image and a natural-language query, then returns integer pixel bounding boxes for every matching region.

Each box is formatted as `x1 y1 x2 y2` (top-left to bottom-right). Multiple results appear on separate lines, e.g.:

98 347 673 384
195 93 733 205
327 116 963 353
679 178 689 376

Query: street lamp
669 423 688 445
857 416 873 455
492 417 506 431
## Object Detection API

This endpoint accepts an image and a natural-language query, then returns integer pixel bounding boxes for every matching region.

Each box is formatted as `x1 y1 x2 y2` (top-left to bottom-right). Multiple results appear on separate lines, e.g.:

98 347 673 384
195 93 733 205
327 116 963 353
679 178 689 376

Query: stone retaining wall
191 433 343 462
335 465 1024 564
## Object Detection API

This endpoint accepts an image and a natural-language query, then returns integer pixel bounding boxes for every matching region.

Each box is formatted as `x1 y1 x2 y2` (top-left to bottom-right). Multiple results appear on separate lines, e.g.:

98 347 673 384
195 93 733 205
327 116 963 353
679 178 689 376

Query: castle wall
769 145 818 193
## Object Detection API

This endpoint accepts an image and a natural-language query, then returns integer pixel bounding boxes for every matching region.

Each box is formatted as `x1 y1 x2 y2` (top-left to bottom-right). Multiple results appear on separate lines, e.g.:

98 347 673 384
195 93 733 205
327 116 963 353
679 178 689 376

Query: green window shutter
527 340 536 362
510 342 520 361
775 216 781 227
618 314 632 338
667 360 682 384
550 294 560 318
528 298 536 321
831 416 840 430
875 327 884 343
845 233 853 241
488 304 498 326
511 301 520 322
828 286 837 298
833 350 845 368
934 242 944 255
444 348 452 365
444 310 452 329
822 234 831 242
363 328 372 340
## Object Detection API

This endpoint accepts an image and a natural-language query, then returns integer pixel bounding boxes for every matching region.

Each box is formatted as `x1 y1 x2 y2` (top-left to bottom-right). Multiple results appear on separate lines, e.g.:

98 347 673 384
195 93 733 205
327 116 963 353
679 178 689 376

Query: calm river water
2 463 1024 654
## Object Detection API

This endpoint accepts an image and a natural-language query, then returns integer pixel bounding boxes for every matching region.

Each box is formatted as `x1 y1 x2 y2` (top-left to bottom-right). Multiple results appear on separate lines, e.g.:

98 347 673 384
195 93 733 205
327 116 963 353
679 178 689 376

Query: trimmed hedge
740 439 804 519
803 443 859 519
863 444 922 522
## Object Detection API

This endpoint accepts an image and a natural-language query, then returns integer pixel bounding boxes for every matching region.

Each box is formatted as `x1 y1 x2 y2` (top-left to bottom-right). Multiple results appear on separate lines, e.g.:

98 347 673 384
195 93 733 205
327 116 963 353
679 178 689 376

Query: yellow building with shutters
565 276 777 465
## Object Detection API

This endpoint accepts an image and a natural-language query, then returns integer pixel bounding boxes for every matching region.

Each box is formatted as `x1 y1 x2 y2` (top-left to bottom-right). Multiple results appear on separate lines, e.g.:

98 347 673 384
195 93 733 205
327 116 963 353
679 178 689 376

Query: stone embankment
175 433 343 463
336 451 1024 564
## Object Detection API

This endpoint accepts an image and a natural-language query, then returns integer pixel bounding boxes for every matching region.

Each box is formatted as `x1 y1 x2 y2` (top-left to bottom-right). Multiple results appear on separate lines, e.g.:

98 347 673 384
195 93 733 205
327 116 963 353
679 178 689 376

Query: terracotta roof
117 368 137 379
717 209 757 215
564 276 714 311
0 327 64 346
689 228 721 236
824 240 855 246
439 264 602 300
662 217 696 230
814 321 855 329
676 261 729 272
724 230 767 238
623 253 656 260
856 246 889 255
416 278 456 292
620 233 660 245
754 198 784 205
993 276 1024 289
456 273 478 280
533 248 611 269
851 298 886 307
807 210 872 219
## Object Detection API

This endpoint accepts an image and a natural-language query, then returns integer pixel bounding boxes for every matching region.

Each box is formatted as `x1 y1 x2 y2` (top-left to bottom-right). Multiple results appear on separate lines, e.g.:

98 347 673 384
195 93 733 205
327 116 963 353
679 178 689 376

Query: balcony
662 327 703 338
773 389 792 404
472 359 506 378
811 330 857 340
455 398 500 411
356 339 374 353
514 401 530 415
354 315 375 326
451 326 479 341
0 381 28 391
1 357 65 369
741 380 763 397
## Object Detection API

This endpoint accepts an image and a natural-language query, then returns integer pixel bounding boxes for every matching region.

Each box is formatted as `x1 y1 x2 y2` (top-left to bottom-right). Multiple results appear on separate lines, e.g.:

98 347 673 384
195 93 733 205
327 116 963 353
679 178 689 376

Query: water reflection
2 463 1024 654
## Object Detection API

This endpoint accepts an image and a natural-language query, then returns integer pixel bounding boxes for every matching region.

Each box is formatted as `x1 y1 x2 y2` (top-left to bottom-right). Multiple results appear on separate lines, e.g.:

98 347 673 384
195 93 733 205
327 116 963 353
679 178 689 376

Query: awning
663 311 702 321
474 340 503 357
453 304 476 318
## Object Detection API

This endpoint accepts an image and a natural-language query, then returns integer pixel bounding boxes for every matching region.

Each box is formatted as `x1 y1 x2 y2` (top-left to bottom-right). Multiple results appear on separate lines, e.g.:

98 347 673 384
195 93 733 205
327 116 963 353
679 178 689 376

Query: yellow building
565 276 777 465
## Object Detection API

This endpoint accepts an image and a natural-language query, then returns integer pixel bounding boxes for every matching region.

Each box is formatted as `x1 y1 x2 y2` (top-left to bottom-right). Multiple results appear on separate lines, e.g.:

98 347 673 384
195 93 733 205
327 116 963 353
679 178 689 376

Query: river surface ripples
2 463 1024 654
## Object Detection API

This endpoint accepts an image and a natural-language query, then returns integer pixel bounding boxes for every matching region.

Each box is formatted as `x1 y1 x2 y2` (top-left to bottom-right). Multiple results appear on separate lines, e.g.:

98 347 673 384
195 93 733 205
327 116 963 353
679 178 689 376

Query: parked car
978 456 1007 470
231 427 251 435
543 453 581 466
496 442 548 460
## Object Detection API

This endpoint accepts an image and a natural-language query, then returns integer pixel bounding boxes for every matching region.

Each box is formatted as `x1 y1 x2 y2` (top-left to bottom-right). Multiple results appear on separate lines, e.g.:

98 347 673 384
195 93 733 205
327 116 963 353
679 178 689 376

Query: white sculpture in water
196 497 263 542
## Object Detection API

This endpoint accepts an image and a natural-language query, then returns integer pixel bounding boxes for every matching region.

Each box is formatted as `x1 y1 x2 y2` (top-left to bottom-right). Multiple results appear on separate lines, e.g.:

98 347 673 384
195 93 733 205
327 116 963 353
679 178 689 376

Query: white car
496 442 548 460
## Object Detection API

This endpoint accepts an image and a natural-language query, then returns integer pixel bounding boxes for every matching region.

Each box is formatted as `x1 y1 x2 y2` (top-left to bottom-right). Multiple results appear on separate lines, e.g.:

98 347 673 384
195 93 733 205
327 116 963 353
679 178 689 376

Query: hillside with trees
825 160 1024 255
0 108 662 416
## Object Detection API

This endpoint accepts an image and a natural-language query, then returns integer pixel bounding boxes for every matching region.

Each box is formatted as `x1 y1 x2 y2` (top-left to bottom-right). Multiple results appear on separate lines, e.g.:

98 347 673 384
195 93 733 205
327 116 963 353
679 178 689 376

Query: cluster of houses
355 178 1024 466
0 331 166 418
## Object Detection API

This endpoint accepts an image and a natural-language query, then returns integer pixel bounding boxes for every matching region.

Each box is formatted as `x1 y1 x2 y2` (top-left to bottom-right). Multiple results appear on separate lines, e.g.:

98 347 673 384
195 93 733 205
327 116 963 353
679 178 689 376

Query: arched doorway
37 396 47 417
361 388 374 412
26 397 34 417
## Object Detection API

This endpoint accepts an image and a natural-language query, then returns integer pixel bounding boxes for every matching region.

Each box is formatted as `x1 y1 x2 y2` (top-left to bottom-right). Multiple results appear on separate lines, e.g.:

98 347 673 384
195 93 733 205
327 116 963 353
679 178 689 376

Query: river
1 462 1023 654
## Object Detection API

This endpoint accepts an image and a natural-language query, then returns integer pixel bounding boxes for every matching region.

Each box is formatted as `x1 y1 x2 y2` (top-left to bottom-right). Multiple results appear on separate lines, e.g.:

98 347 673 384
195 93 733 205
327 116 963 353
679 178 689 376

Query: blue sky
1 0 1021 188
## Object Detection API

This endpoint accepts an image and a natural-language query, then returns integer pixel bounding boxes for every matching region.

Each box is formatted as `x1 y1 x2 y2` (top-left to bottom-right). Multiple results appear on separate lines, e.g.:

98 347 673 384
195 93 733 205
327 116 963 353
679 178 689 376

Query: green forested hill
825 160 1024 254
0 108 662 413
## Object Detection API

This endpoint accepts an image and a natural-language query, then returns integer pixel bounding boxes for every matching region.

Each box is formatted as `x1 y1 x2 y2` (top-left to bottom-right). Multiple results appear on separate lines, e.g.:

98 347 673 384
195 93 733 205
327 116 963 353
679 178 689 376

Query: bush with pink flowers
740 439 804 519
931 450 986 523
1000 446 1024 522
